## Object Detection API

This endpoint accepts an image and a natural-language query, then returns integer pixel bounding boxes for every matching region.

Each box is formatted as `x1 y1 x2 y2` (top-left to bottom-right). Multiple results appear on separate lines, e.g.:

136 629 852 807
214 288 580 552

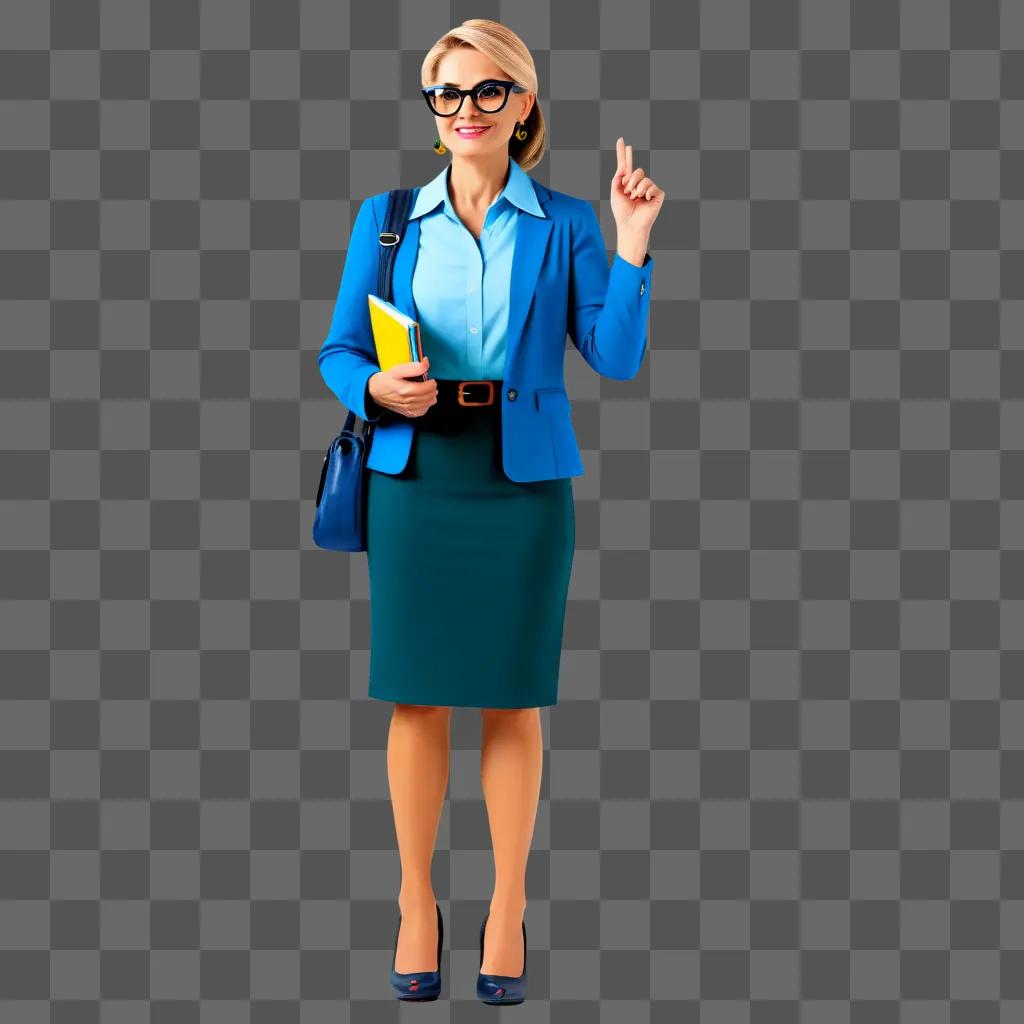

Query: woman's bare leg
388 702 451 972
479 706 543 975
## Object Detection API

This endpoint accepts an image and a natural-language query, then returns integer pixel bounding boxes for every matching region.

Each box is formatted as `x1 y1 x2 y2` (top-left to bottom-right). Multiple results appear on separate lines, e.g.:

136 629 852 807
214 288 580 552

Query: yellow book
367 294 425 381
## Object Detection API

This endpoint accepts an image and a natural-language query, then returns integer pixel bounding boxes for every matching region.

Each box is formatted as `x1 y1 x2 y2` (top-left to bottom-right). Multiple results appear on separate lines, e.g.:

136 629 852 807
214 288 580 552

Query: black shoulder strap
376 187 420 303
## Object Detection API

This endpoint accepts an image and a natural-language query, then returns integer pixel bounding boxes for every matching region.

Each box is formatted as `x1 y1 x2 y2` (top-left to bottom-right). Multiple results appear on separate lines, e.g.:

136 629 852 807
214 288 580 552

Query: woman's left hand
610 136 665 234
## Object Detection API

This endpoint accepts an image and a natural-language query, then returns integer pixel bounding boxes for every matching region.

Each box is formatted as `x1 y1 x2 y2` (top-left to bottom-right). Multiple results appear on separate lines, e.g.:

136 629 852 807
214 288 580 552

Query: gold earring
513 121 528 141
433 137 447 155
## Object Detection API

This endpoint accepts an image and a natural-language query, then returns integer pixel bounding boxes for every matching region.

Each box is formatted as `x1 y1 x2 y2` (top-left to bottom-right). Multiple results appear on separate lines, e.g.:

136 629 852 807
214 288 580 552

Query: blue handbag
313 187 417 551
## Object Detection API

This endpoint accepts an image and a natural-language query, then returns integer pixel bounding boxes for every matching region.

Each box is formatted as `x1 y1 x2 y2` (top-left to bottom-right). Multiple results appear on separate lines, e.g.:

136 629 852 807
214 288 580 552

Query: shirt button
470 326 478 334
640 281 646 295
507 388 517 401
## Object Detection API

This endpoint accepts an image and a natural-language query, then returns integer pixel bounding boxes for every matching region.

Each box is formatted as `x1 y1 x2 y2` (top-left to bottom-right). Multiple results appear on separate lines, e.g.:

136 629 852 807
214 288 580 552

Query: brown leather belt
415 378 502 433
432 378 502 409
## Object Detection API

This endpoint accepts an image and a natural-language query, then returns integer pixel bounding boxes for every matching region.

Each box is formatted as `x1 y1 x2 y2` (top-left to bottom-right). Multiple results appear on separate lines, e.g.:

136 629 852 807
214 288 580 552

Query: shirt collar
409 157 545 221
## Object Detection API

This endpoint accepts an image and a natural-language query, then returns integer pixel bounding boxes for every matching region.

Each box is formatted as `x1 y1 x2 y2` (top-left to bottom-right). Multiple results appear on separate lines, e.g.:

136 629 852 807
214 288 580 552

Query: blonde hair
421 19 547 172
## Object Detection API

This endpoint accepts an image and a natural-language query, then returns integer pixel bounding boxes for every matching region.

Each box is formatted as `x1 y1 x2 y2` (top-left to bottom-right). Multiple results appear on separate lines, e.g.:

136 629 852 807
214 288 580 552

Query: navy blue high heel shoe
389 902 443 1001
476 909 527 1005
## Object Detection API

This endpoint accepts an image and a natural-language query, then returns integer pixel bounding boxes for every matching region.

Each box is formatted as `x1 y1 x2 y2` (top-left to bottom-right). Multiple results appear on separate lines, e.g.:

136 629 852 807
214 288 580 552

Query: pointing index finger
616 136 625 173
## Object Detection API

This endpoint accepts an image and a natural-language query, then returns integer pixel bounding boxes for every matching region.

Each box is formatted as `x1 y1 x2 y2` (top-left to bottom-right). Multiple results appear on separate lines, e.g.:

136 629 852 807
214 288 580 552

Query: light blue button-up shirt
409 156 546 380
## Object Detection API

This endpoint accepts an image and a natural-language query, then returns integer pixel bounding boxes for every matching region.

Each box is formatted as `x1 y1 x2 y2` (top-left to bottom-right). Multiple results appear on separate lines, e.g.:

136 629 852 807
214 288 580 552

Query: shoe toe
391 968 440 999
476 973 525 1003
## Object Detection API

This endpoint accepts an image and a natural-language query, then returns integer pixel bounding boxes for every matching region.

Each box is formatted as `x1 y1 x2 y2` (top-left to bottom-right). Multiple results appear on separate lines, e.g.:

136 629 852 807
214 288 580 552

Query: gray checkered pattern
3 0 1024 1018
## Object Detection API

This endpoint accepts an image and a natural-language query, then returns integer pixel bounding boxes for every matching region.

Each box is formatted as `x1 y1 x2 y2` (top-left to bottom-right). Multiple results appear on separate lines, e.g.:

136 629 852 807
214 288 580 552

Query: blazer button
640 280 646 295
507 388 517 401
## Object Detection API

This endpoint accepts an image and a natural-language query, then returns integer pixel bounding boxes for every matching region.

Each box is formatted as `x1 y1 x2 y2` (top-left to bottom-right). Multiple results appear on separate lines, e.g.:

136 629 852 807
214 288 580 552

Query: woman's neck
447 156 510 213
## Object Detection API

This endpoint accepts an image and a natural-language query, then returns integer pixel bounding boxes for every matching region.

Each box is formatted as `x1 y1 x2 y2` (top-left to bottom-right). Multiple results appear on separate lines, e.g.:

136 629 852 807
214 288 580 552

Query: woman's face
428 50 534 158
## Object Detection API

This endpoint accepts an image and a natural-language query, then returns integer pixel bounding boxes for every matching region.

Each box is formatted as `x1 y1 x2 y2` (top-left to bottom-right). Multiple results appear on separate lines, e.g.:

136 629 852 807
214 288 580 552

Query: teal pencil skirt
364 400 575 708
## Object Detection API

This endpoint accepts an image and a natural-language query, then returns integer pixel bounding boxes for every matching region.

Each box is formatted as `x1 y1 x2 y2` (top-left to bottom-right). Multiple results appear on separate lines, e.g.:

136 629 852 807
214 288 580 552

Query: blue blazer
318 174 654 482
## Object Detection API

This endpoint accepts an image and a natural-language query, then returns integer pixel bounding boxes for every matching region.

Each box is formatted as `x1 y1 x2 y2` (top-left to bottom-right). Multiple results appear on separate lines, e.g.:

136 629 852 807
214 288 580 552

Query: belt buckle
457 380 494 406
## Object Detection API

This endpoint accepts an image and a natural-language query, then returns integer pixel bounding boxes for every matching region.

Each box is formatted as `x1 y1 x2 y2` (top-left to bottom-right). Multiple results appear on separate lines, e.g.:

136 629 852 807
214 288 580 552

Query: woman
317 18 663 1004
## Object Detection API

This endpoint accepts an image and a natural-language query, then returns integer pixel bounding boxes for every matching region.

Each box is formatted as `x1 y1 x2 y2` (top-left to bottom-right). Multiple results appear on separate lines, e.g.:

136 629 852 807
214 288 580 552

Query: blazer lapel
503 210 553 374
389 177 554 374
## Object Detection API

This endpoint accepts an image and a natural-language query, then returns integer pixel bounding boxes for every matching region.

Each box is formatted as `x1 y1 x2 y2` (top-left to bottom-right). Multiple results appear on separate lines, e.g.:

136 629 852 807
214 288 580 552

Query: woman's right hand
367 356 438 418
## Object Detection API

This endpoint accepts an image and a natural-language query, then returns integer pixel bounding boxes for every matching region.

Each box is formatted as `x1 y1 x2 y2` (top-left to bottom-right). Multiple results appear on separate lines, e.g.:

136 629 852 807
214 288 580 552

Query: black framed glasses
421 79 527 117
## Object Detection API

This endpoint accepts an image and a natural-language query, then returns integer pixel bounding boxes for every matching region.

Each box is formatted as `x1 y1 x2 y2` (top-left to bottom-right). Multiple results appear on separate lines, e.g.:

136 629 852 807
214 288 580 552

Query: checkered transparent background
4 0 1024 1019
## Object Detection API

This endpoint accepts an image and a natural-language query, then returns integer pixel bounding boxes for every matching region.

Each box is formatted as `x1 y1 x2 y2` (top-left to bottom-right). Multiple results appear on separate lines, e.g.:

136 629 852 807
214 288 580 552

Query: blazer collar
409 156 547 221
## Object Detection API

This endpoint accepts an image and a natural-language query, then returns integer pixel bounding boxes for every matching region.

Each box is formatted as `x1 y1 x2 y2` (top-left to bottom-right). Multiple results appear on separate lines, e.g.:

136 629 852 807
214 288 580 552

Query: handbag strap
376 187 419 303
356 186 419 434
319 193 418 537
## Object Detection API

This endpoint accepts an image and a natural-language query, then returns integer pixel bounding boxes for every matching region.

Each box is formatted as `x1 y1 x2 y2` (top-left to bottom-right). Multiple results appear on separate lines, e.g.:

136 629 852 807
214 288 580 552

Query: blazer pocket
535 385 569 412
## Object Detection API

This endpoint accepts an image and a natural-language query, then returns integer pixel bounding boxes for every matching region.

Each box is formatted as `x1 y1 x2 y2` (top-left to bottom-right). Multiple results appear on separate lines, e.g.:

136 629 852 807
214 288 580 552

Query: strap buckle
379 231 401 246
